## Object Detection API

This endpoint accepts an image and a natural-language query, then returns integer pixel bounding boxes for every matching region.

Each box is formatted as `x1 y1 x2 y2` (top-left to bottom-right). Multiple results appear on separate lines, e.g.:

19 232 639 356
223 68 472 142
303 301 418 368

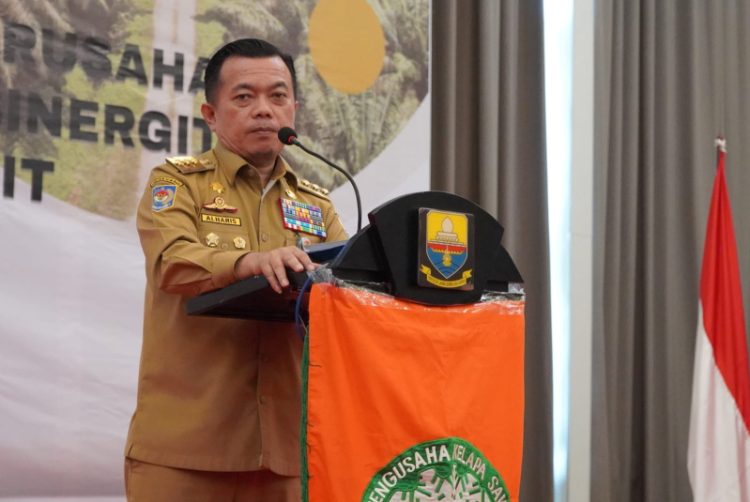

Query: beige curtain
593 1 750 499
431 1 553 500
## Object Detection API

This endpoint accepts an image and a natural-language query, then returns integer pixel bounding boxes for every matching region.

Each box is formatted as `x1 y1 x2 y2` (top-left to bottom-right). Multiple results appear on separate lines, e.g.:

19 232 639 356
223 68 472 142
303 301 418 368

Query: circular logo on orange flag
362 437 510 501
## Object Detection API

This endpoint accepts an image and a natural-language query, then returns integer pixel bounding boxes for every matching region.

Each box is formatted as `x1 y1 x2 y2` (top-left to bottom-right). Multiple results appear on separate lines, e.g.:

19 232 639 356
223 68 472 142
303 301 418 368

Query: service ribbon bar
280 198 327 238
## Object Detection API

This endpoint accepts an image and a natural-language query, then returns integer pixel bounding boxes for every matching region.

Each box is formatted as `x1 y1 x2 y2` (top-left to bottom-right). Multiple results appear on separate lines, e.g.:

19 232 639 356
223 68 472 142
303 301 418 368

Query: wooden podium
188 192 526 501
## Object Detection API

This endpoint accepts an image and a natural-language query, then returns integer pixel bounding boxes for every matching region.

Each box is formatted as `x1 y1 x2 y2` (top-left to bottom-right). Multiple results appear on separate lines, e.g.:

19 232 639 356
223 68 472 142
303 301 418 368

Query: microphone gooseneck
277 127 362 233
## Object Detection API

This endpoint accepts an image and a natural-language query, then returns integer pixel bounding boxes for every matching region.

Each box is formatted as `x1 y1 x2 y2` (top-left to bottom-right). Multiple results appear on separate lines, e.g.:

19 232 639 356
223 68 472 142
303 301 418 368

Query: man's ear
201 103 217 131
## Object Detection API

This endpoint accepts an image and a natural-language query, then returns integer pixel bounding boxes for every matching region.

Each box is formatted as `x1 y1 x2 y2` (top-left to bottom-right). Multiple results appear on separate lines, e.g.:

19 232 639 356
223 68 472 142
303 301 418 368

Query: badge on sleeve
152 185 177 211
280 198 327 238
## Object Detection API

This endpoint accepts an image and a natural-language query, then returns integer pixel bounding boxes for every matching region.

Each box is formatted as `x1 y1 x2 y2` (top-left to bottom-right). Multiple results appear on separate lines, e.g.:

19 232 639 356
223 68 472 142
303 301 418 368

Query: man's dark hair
204 38 297 103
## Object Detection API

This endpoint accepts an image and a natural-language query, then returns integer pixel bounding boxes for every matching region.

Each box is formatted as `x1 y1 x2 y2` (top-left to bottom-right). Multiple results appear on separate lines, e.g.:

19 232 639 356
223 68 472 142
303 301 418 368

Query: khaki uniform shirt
125 142 347 474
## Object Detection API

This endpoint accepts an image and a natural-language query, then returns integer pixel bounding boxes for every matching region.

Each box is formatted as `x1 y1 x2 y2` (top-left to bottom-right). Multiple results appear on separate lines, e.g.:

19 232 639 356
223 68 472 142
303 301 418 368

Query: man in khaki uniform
124 38 347 501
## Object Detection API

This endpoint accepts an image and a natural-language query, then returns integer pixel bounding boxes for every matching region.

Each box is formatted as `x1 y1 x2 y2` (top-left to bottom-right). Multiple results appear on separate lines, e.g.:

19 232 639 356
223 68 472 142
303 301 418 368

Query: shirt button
259 396 267 404
261 232 269 242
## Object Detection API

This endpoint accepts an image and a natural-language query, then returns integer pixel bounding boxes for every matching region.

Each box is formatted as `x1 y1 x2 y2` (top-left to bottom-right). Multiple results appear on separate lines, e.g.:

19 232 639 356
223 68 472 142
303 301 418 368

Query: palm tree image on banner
0 1 430 498
1 0 427 217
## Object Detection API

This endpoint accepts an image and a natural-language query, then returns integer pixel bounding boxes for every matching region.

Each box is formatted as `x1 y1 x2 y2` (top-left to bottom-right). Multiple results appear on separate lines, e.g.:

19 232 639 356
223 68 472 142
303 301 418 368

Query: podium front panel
302 283 525 502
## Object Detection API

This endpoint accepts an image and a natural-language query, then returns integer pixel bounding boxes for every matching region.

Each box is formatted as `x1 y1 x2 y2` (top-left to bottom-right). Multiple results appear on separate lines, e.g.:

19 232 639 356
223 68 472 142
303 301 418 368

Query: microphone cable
278 127 362 233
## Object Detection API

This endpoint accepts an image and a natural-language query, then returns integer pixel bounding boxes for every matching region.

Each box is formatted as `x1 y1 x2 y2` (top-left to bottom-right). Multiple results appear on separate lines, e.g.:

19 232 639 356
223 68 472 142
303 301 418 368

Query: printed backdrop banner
0 0 430 498
305 284 525 502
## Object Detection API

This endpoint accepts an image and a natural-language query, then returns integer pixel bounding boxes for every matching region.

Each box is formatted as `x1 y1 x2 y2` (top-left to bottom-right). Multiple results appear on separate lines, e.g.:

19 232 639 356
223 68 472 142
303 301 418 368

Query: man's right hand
234 246 317 294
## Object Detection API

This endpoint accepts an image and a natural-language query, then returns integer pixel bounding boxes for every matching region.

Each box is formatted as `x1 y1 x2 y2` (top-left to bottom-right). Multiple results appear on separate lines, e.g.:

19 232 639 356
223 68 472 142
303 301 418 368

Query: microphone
278 127 362 233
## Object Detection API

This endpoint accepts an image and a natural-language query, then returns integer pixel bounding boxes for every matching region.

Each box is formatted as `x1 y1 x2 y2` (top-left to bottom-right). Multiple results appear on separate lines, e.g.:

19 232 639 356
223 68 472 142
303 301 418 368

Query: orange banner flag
304 283 525 501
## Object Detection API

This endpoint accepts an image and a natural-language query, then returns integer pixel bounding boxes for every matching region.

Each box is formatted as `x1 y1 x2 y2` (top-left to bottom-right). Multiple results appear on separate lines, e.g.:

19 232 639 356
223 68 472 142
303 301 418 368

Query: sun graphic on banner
308 0 386 94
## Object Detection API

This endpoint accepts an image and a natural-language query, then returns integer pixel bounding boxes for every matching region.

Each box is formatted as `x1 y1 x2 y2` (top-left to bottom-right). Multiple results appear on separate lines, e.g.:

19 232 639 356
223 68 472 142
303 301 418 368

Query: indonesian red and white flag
688 140 750 501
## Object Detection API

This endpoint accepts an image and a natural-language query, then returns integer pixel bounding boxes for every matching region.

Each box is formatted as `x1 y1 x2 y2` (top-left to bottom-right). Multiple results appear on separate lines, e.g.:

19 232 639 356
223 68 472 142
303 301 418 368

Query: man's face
201 56 297 168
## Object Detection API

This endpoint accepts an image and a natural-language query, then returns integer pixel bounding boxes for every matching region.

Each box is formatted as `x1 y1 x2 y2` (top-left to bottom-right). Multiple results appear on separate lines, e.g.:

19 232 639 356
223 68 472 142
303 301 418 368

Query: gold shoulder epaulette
166 155 216 174
298 178 331 200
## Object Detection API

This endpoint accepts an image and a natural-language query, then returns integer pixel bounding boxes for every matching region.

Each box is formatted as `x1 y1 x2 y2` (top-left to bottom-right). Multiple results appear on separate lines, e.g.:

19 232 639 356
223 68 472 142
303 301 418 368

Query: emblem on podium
418 208 474 290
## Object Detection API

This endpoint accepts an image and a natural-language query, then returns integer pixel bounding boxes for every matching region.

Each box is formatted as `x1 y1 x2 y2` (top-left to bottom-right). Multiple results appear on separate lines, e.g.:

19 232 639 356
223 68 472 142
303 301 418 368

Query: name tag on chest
201 213 242 226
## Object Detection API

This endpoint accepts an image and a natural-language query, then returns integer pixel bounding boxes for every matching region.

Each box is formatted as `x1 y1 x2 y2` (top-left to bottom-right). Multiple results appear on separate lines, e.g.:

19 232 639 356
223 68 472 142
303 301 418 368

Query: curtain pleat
593 1 750 500
431 2 553 501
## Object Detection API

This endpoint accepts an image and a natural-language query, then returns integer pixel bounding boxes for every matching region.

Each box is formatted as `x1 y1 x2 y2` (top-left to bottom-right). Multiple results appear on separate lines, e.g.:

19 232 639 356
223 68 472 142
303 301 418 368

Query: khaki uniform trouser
124 458 300 502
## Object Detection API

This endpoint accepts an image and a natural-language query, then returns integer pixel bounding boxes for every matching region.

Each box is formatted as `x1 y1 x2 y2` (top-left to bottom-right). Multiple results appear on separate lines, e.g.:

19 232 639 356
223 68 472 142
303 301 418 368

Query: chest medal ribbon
280 198 327 238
